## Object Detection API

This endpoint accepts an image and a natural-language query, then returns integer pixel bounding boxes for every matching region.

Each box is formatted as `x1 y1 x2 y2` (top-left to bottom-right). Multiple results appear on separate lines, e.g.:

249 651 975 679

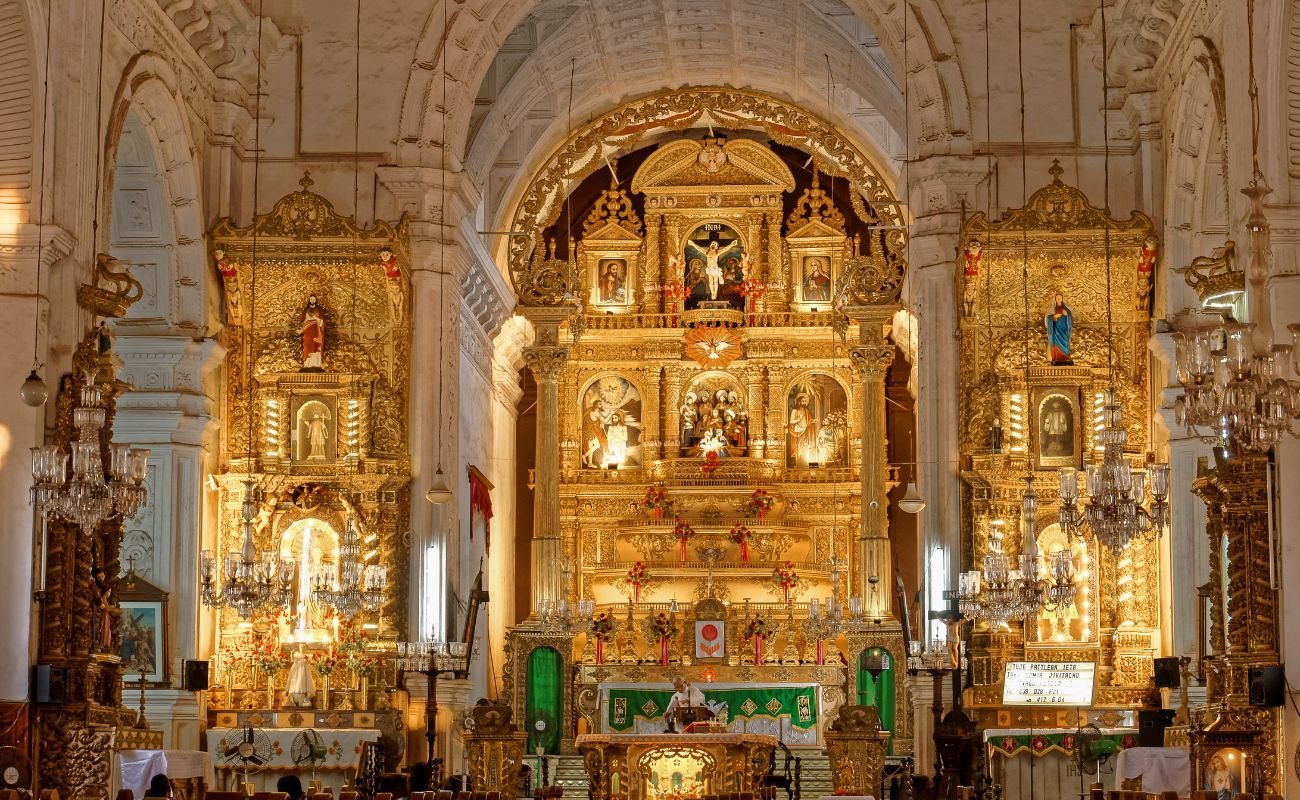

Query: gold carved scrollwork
508 88 906 306
583 172 643 237
785 171 845 232
837 252 905 307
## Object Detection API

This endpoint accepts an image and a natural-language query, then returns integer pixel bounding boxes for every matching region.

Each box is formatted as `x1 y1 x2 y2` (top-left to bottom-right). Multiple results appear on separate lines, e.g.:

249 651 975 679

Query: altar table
576 732 778 800
115 749 215 800
984 728 1138 800
1113 746 1191 794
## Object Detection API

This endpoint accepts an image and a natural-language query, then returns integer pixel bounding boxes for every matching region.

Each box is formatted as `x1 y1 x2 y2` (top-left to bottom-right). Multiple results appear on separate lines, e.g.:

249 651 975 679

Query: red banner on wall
468 467 494 555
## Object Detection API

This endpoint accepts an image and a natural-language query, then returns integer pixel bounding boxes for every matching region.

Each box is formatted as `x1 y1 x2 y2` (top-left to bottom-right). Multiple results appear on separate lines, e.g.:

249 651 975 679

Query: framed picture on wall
1033 388 1081 470
119 575 170 685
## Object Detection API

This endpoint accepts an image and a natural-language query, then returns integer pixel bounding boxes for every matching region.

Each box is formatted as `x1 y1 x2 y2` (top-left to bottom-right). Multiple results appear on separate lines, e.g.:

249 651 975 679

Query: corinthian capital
849 345 895 379
523 346 570 381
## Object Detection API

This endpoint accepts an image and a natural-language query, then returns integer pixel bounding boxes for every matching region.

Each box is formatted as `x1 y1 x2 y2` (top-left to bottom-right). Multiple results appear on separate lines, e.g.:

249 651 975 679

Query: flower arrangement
331 611 371 655
672 519 696 561
624 561 649 603
590 613 616 643
348 653 380 680
744 489 776 519
742 616 771 640
738 277 767 326
642 485 674 519
772 560 799 603
662 281 687 325
645 612 679 666
590 612 616 665
249 637 289 676
727 523 754 562
310 648 343 679
701 450 720 474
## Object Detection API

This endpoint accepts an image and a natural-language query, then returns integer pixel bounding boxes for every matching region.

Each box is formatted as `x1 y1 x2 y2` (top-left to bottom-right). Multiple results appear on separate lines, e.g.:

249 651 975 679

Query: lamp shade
898 480 925 514
425 466 453 504
20 369 47 407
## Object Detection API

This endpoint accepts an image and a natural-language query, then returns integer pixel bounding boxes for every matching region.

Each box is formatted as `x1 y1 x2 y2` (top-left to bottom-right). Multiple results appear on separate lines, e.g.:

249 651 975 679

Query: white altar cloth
116 749 215 799
1114 746 1190 794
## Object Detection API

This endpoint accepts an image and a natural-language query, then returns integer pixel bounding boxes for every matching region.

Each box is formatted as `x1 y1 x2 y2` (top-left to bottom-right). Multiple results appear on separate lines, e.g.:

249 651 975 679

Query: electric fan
291 728 328 780
0 746 33 794
1072 723 1120 792
220 727 273 786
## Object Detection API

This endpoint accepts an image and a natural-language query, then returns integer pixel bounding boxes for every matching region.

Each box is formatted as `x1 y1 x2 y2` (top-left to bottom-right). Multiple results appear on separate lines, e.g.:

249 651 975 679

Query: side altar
501 110 918 764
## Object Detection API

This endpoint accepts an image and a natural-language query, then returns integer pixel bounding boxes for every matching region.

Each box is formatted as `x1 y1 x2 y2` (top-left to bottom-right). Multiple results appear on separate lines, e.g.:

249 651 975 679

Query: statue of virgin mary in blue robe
1044 292 1073 365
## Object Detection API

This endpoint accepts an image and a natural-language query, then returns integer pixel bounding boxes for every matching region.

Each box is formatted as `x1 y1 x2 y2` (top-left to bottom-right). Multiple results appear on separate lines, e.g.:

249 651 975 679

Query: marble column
848 311 896 617
112 335 223 679
377 167 477 640
522 308 572 615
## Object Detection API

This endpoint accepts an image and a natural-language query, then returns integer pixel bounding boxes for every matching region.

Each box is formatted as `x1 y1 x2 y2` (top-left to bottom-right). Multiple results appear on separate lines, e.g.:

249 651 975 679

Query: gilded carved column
663 368 683 457
746 364 766 459
524 336 570 614
765 365 786 464
643 215 661 314
848 315 895 617
764 211 787 310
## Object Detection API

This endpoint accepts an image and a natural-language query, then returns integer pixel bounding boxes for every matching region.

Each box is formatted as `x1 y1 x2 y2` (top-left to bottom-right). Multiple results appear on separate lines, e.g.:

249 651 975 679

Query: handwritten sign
1002 661 1096 706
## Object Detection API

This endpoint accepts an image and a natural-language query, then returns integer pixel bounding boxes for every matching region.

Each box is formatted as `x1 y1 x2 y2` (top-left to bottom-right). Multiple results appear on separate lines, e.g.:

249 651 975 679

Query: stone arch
104 54 208 333
395 0 972 168
0 0 39 231
1162 37 1229 316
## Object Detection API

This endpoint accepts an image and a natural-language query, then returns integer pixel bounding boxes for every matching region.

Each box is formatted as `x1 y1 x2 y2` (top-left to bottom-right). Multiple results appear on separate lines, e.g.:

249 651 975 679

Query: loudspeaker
1248 665 1284 707
1137 708 1176 747
32 664 66 704
182 660 210 692
1153 657 1181 688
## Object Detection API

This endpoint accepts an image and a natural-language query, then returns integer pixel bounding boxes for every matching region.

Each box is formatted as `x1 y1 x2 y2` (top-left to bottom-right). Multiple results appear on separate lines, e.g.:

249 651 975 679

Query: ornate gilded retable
576 732 776 800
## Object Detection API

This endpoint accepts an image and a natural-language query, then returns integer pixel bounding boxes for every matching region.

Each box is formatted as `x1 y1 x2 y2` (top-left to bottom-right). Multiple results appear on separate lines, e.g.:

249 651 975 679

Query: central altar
576 732 777 800
503 117 914 762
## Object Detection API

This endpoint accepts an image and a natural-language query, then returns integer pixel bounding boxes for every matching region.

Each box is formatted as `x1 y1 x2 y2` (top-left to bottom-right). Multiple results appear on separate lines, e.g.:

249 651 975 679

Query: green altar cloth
606 686 818 731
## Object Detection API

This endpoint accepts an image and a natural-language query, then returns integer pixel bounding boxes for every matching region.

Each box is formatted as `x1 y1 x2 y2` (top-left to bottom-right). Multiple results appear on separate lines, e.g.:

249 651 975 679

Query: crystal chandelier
539 557 594 633
312 515 387 619
30 369 151 531
1169 0 1300 455
1056 391 1170 552
956 510 1075 629
396 639 468 676
200 482 294 618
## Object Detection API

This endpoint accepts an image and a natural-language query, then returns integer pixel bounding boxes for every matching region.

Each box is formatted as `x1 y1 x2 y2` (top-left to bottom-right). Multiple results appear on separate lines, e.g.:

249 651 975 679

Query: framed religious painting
1032 388 1081 470
796 254 835 304
578 374 644 470
682 222 748 311
692 598 727 663
118 575 170 685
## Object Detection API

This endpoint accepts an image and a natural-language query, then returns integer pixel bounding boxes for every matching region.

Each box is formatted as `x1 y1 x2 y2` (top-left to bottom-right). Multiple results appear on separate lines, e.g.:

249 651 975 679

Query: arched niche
278 517 341 642
678 371 748 458
785 372 850 468
1029 523 1096 646
578 374 644 471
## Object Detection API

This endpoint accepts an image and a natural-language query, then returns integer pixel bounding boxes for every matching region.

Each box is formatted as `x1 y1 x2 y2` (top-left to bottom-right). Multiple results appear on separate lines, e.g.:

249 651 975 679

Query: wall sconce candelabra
312 516 387 619
200 482 294 618
29 369 151 531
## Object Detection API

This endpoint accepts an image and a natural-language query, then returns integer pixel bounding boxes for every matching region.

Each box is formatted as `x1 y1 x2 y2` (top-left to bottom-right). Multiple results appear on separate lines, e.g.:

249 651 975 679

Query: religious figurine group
681 387 748 458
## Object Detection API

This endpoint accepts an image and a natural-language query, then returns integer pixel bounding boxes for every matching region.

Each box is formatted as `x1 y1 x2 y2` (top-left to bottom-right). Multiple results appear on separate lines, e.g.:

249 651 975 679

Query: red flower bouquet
672 519 696 561
738 277 767 326
662 281 687 325
743 615 772 663
624 561 648 604
772 560 799 604
728 523 754 562
744 489 776 519
645 612 679 665
590 613 615 664
642 485 674 519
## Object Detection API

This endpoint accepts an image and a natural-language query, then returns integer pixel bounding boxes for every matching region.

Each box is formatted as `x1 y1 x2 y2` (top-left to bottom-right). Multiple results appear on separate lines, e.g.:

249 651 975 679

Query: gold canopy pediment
631 136 796 195
968 160 1151 236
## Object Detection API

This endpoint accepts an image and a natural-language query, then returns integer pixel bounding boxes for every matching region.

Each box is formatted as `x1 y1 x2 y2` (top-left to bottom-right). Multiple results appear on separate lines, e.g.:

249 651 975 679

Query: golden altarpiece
204 175 411 765
502 130 913 780
957 161 1162 722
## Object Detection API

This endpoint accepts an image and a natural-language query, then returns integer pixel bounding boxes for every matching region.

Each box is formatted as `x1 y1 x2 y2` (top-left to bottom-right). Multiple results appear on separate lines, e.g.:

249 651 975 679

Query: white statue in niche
296 400 334 462
287 646 315 707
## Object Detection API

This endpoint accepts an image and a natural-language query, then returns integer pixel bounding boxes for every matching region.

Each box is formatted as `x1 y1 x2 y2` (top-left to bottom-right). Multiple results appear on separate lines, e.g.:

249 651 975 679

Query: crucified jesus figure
701 240 742 300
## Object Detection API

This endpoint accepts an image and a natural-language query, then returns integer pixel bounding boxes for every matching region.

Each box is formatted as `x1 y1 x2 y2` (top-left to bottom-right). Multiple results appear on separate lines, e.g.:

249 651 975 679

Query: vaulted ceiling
464 0 903 227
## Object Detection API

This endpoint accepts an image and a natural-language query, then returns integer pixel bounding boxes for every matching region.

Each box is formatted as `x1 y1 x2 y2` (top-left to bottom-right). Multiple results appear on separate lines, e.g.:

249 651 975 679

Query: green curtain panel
525 647 563 754
605 686 818 732
857 647 895 752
